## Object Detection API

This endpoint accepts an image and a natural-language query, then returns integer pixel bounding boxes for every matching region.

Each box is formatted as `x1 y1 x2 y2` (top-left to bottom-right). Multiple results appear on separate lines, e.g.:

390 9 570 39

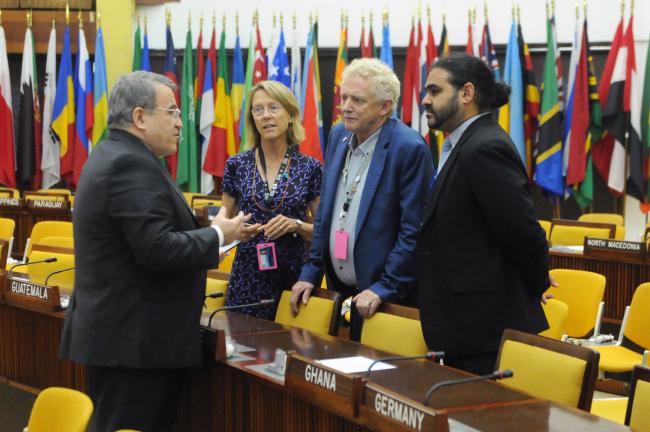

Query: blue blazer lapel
322 130 353 229
355 119 393 236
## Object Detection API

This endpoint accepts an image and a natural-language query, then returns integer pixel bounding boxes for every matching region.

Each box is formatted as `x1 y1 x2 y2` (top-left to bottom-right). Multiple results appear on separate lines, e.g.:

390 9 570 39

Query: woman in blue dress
221 81 322 319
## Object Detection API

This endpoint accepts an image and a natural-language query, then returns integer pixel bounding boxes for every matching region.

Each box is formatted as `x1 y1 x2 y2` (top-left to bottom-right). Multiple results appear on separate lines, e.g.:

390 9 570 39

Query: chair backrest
27 244 75 293
0 239 8 270
546 269 605 338
191 195 222 209
26 386 93 432
23 191 70 202
0 217 15 239
204 270 229 312
275 288 341 336
549 219 616 247
578 213 624 227
218 246 237 273
360 303 429 357
38 188 72 196
182 192 203 205
539 220 551 241
496 328 599 411
0 187 20 198
623 283 650 350
539 299 569 340
627 365 650 430
25 221 74 260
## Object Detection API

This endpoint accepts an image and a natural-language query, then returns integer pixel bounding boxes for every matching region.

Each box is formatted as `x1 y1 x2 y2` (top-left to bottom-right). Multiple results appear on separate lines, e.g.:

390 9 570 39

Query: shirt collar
448 112 489 149
349 127 382 155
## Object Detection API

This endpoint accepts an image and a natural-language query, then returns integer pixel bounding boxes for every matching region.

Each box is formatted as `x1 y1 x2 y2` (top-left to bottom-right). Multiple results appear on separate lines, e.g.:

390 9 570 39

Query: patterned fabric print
222 148 322 319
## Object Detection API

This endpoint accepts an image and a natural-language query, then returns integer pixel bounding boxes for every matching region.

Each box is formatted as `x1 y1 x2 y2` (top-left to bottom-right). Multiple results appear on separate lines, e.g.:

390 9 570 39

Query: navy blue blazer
299 118 433 301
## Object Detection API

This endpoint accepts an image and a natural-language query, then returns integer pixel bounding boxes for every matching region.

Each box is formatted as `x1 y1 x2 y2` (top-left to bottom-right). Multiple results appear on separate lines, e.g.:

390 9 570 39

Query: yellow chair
37 188 72 196
25 386 93 432
27 244 75 293
0 239 8 270
591 397 628 424
546 269 605 338
191 195 222 209
539 298 569 340
578 213 624 227
23 191 69 202
591 283 650 374
37 236 75 249
549 219 616 247
0 217 15 267
182 192 203 205
204 270 228 312
360 303 429 357
539 219 551 241
275 288 341 336
217 246 236 273
591 365 650 429
24 221 73 262
497 328 600 411
0 187 20 198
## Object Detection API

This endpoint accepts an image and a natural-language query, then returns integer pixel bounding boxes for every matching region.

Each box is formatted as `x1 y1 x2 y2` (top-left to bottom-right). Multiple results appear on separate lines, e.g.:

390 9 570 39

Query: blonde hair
342 58 401 113
244 81 305 150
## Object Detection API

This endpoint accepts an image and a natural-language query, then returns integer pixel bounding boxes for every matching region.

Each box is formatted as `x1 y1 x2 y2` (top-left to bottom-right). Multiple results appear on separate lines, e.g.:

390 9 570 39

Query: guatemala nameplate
3 274 62 312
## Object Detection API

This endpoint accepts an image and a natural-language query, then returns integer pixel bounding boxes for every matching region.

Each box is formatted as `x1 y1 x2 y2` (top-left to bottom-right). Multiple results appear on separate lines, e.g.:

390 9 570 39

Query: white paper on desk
220 240 241 254
548 245 583 253
316 356 396 374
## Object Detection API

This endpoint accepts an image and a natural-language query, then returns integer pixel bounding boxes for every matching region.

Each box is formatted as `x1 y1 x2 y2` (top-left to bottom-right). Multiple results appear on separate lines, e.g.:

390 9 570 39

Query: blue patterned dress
222 148 322 319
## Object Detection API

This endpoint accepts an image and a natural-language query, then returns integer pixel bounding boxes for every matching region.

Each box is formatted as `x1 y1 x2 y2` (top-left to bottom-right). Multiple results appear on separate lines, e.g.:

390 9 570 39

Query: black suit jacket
60 129 221 369
416 115 549 356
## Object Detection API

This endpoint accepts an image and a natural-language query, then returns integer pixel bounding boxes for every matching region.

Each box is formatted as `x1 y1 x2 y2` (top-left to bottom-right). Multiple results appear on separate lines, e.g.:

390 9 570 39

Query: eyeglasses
251 104 284 117
151 107 182 119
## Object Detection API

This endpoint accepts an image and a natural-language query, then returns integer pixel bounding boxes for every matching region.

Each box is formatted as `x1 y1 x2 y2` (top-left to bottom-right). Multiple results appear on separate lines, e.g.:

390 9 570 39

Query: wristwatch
294 219 304 235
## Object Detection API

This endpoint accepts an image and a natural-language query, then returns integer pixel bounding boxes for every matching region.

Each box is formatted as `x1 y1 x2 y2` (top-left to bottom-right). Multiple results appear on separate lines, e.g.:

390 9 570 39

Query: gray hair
342 58 401 112
107 71 177 129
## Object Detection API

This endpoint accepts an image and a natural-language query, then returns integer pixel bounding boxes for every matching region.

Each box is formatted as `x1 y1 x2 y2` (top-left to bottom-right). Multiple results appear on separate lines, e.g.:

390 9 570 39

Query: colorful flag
380 20 393 69
401 21 416 125
498 20 525 166
518 19 539 180
194 24 204 120
199 46 216 194
300 24 323 162
360 15 376 59
0 23 15 188
331 23 348 125
17 26 42 188
141 25 151 72
132 21 141 71
535 14 564 197
479 20 499 79
266 17 279 78
162 23 180 178
270 27 290 87
92 24 108 149
41 26 59 189
465 10 474 56
643 35 650 208
72 24 93 187
204 29 236 178
231 33 245 148
176 26 198 192
551 13 564 112
290 19 302 102
52 25 76 186
253 24 267 84
438 21 449 58
415 19 428 137
239 25 254 153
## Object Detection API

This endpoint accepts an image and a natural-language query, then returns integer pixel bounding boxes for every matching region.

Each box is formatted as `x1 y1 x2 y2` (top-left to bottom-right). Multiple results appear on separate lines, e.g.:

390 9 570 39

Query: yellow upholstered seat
24 192 68 202
539 299 569 340
497 329 599 411
275 288 341 336
539 219 551 241
192 197 222 209
546 269 605 338
0 217 15 268
204 270 228 312
360 303 429 357
27 245 75 293
0 187 20 198
578 213 624 227
550 225 613 246
24 221 73 262
630 373 650 432
217 246 236 273
25 386 93 432
590 398 628 424
182 192 203 205
38 188 72 196
592 283 650 374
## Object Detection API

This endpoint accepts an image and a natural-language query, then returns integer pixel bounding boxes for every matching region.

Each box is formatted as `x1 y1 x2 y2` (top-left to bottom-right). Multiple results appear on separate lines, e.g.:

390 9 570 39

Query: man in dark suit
416 53 549 375
60 71 254 432
290 58 433 340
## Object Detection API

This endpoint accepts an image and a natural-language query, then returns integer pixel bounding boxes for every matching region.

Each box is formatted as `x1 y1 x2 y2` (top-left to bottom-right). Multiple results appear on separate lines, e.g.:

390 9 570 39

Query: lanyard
338 145 374 230
258 146 291 205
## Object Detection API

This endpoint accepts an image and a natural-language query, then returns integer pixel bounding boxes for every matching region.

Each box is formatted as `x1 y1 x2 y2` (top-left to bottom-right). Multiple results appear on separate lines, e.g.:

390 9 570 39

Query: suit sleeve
107 153 221 272
464 138 549 296
369 139 434 301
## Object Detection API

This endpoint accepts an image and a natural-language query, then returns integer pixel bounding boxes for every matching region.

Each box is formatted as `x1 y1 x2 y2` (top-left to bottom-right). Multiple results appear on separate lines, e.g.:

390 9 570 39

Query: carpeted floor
0 382 35 432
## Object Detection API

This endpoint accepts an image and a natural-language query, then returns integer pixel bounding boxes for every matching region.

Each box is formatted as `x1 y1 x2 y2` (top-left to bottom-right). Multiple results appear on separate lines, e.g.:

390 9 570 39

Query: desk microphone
366 351 445 377
10 257 57 272
44 267 75 285
423 369 513 406
207 299 275 328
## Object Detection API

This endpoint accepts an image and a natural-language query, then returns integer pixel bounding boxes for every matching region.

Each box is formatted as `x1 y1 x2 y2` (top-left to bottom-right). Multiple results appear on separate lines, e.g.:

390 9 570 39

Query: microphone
205 292 225 299
10 257 57 272
423 369 514 406
207 299 275 328
366 351 445 377
44 267 75 285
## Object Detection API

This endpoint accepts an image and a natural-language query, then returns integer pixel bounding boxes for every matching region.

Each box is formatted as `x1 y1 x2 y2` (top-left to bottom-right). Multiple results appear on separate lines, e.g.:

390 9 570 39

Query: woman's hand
261 214 298 240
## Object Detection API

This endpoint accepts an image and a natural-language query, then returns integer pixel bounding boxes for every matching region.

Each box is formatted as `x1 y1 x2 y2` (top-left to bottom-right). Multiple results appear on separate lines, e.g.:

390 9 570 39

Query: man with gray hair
60 71 257 431
290 58 433 340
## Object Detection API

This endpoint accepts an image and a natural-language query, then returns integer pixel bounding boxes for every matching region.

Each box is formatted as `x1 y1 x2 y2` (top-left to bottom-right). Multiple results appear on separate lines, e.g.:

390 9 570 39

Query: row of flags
0 12 108 191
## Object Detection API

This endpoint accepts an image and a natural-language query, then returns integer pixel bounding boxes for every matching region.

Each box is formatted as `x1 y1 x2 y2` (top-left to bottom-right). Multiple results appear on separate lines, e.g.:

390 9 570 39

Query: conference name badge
256 242 278 271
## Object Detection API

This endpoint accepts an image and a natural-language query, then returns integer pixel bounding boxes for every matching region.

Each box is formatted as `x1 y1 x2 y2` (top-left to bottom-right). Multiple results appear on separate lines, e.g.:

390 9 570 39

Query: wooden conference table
0 289 628 432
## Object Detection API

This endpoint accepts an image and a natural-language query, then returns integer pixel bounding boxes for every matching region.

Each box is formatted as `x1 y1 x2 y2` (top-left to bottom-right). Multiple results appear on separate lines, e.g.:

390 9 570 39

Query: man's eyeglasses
251 104 284 117
151 107 181 119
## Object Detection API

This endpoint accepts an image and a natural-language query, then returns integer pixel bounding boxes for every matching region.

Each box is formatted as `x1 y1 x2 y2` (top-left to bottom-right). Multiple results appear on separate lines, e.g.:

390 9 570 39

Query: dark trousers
87 366 185 432
443 352 498 376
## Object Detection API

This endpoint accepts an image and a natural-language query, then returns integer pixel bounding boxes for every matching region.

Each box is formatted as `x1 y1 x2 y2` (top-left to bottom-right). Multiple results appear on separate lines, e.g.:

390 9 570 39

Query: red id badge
256 242 278 270
334 230 349 260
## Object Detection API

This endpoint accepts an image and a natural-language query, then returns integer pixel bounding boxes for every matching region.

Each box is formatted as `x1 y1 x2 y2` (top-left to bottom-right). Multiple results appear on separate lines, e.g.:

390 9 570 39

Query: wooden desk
0 303 630 431
550 250 650 321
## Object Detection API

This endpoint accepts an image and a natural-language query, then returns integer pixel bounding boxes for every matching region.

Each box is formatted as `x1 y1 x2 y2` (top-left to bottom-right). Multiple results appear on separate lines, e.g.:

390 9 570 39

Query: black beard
425 93 459 131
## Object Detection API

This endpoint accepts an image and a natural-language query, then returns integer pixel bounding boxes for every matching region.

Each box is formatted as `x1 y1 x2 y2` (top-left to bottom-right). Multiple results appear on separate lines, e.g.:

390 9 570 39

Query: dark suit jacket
60 129 221 369
416 115 549 356
300 118 433 302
